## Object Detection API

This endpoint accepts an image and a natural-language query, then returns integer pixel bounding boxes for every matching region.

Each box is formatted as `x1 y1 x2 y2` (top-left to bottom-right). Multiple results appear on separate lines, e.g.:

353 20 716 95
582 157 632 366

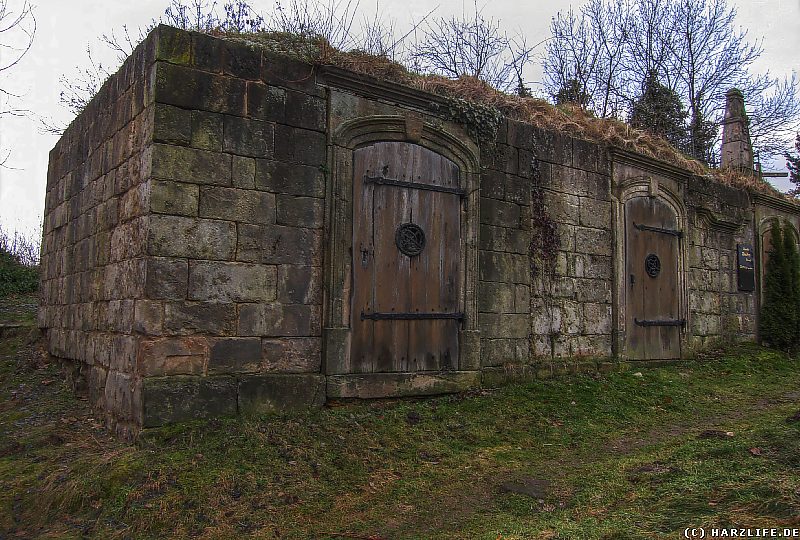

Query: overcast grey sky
0 0 798 237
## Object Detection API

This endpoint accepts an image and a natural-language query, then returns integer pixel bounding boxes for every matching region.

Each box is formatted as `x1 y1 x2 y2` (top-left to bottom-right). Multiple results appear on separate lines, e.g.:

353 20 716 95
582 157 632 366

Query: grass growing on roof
219 30 788 200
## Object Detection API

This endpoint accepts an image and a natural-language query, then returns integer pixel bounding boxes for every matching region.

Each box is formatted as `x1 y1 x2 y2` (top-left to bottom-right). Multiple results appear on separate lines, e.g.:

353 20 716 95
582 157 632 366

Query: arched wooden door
625 196 682 359
350 141 462 373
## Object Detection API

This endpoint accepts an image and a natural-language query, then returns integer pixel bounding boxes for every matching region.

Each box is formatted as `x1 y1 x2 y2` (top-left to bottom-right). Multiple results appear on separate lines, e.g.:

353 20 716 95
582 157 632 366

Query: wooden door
625 197 682 359
350 142 462 373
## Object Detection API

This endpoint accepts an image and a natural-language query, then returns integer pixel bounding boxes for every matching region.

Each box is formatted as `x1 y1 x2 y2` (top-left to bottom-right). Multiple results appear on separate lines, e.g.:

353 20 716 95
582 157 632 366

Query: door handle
630 274 635 287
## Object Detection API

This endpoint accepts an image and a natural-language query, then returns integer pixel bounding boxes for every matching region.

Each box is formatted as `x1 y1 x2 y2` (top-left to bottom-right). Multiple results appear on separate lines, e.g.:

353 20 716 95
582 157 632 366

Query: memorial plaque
737 244 755 292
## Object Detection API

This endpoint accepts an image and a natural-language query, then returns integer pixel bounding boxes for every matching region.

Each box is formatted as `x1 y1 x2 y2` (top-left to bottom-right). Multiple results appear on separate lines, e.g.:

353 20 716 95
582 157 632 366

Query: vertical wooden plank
372 142 412 372
407 144 430 371
440 155 462 369
350 146 375 373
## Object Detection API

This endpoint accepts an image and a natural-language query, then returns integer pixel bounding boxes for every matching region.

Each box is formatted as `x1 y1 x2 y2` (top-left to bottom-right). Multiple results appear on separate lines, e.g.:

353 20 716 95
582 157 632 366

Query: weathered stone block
690 290 721 314
479 338 515 367
209 337 262 373
191 31 223 73
273 124 326 165
164 301 237 335
238 303 320 337
327 372 479 399
482 364 538 387
570 253 613 279
575 227 612 256
119 183 150 221
572 138 607 173
459 330 481 371
284 90 326 132
155 25 191 65
190 111 223 151
149 215 236 260
223 116 274 158
105 370 141 422
515 284 531 313
509 123 572 166
480 169 505 200
110 334 137 373
153 104 191 145
138 336 209 376
479 313 529 339
480 225 530 254
579 197 611 229
261 50 323 96
575 278 611 303
691 313 721 336
505 174 532 205
262 337 321 372
237 223 322 265
561 300 581 334
254 160 325 198
247 82 286 122
232 156 256 189
277 265 322 304
145 257 188 300
198 187 275 224
582 303 612 334
276 195 324 228
479 251 529 283
110 218 147 261
155 62 246 115
134 300 164 335
221 39 261 79
480 198 520 228
238 374 326 414
151 143 232 186
142 376 237 427
188 261 277 302
150 180 199 216
478 281 515 313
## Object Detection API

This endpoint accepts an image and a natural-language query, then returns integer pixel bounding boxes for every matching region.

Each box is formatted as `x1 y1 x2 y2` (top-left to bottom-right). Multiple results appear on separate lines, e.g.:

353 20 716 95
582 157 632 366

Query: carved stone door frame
322 114 481 396
611 151 689 360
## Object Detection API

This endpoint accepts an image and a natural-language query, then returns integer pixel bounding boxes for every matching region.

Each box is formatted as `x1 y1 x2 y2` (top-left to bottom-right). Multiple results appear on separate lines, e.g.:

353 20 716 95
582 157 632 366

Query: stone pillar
720 88 753 172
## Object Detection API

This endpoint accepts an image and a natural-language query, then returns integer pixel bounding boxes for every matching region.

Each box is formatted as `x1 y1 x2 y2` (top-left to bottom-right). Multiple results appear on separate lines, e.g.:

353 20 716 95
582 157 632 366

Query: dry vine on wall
528 153 561 359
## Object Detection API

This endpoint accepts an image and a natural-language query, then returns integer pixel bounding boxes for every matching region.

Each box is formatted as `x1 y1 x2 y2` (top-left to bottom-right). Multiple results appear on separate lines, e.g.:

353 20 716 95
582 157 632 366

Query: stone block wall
140 28 328 425
685 177 756 348
477 119 534 370
478 119 615 384
529 129 613 363
39 30 157 436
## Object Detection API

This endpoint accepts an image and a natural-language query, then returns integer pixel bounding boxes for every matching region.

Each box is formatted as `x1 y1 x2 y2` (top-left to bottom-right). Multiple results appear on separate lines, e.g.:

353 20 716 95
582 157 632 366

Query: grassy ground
1 301 799 539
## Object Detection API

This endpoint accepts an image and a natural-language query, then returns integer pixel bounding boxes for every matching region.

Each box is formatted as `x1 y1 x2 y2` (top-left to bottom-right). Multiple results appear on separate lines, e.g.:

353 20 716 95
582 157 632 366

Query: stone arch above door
322 114 481 394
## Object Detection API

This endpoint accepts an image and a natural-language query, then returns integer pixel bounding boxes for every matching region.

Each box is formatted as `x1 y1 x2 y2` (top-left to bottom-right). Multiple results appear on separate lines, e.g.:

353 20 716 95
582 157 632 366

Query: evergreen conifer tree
786 133 800 193
629 71 690 152
784 223 800 348
760 219 800 351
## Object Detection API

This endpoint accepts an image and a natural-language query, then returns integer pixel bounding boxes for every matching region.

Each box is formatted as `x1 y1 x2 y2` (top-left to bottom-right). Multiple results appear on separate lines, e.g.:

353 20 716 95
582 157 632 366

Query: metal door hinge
634 318 686 327
361 311 465 321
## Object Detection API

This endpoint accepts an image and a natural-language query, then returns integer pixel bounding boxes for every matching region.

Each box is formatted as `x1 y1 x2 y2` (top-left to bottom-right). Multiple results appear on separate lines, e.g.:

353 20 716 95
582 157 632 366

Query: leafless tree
270 0 359 49
543 0 800 161
411 3 536 93
0 0 35 166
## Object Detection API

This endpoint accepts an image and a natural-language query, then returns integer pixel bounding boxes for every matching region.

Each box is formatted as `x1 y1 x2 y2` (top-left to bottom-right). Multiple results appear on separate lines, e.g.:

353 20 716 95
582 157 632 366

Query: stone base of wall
327 371 481 399
141 373 326 427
